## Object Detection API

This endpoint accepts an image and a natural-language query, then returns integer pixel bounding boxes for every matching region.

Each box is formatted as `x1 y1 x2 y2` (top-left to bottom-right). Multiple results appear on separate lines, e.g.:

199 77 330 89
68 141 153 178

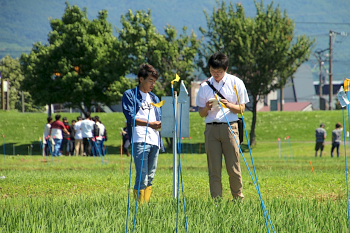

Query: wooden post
22 91 25 113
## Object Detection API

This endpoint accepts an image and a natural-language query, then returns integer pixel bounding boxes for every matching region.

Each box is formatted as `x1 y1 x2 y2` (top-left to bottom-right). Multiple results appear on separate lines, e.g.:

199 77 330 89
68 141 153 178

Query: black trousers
83 137 92 156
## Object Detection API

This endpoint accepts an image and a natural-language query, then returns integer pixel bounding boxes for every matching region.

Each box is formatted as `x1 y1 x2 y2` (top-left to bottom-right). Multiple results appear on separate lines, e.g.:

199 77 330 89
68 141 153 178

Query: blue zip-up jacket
122 87 165 152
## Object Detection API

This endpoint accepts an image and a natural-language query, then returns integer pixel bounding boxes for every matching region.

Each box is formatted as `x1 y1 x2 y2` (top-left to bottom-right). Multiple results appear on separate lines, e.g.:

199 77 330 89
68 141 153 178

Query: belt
206 121 237 125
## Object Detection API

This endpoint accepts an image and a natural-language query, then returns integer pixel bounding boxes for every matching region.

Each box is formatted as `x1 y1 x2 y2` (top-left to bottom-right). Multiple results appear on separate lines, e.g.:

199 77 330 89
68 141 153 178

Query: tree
118 9 201 97
118 9 201 149
0 55 43 112
198 0 315 145
21 3 131 115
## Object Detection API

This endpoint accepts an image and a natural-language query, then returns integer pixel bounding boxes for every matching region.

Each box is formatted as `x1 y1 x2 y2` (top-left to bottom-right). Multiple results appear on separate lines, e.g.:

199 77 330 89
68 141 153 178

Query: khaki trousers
74 139 84 156
204 122 244 199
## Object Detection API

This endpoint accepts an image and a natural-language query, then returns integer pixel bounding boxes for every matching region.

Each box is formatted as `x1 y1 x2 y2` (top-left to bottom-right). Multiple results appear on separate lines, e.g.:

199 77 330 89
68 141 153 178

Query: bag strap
206 81 226 99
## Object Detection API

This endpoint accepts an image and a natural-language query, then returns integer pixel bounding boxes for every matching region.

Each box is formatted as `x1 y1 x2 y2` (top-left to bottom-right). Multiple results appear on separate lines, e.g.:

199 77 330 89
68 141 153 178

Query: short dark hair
336 122 342 128
55 114 61 120
47 116 53 123
77 116 82 121
85 112 91 119
94 116 99 121
208 52 229 70
138 64 159 84
62 117 68 121
72 120 76 123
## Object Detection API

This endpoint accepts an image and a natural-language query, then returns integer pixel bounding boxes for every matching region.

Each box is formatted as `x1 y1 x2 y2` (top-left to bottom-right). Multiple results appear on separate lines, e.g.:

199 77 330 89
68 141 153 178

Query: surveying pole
173 92 178 199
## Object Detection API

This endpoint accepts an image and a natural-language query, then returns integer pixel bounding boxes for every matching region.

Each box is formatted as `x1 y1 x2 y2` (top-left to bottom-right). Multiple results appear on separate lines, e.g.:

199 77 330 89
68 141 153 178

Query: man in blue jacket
122 63 164 203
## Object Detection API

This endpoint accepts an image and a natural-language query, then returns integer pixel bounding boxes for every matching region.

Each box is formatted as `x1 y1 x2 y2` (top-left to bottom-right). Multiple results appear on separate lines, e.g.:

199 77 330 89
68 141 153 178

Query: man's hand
220 98 229 106
63 128 70 135
149 121 161 130
205 101 213 110
199 101 213 117
219 99 245 114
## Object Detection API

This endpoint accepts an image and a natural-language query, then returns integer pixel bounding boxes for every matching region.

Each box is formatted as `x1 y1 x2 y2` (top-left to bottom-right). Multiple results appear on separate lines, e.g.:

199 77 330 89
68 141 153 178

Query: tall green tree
0 55 43 112
118 9 201 97
198 0 315 145
21 3 131 115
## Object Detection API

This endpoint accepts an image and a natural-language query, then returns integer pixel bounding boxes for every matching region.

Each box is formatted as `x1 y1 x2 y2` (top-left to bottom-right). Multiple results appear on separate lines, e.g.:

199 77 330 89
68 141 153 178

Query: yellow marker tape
171 74 181 85
234 85 243 115
151 100 165 108
344 79 350 92
214 94 227 109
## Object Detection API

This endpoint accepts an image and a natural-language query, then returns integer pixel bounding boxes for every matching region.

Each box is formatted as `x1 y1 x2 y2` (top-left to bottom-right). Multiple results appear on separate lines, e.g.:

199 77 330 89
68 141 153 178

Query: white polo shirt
81 119 95 138
134 90 160 147
196 73 249 123
43 123 51 144
43 123 51 139
74 121 83 140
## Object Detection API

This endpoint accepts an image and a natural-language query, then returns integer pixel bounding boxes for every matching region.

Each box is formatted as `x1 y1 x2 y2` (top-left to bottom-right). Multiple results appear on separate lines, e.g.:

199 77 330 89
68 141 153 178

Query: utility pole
329 30 333 110
313 50 328 110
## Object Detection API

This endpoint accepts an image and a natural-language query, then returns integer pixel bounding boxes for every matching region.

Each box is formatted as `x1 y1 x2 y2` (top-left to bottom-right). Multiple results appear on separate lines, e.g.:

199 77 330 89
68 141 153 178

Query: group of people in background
43 112 107 157
315 122 343 157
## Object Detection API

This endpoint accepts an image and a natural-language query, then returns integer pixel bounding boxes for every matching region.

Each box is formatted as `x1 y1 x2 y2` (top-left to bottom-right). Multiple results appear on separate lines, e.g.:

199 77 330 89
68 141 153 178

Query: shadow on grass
0 141 123 156
0 141 253 156
162 142 252 154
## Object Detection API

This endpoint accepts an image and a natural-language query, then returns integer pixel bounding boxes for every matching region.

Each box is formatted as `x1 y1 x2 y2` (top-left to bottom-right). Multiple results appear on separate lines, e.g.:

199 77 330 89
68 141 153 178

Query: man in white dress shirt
196 52 249 200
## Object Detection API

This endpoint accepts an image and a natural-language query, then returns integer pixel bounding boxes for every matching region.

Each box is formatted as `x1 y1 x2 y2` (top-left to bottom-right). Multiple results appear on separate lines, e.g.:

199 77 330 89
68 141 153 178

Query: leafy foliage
118 9 201 97
20 3 131 115
198 0 315 145
0 55 43 112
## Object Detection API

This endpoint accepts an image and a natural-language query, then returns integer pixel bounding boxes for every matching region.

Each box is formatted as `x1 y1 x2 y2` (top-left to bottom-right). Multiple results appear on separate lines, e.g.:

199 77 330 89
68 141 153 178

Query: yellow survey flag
344 79 350 92
151 100 165 108
234 85 243 115
214 94 227 109
171 74 181 85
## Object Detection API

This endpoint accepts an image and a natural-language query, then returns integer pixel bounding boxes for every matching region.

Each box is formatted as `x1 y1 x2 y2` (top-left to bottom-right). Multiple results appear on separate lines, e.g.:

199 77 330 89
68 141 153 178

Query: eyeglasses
210 69 225 76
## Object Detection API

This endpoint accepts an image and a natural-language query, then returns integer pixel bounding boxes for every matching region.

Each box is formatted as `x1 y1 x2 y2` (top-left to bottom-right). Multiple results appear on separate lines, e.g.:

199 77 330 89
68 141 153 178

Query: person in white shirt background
43 116 53 156
93 116 105 155
49 114 70 157
80 112 95 156
74 116 84 156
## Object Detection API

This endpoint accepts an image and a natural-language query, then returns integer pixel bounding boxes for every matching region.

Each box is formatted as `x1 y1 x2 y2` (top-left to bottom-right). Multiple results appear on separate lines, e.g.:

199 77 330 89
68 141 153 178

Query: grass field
0 110 348 154
1 110 350 232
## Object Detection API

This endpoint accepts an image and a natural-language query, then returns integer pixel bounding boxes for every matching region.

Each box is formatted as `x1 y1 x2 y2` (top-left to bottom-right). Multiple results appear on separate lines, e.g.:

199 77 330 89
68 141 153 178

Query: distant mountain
1 0 350 81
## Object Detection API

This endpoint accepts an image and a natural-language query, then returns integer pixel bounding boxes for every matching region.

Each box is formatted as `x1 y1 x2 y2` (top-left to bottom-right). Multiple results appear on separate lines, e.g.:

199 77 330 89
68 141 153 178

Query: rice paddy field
1 110 350 232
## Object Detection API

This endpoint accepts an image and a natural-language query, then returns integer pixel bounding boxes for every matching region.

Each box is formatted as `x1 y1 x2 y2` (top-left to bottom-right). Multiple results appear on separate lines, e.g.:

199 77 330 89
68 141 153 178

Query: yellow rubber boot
133 189 145 203
144 186 152 203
